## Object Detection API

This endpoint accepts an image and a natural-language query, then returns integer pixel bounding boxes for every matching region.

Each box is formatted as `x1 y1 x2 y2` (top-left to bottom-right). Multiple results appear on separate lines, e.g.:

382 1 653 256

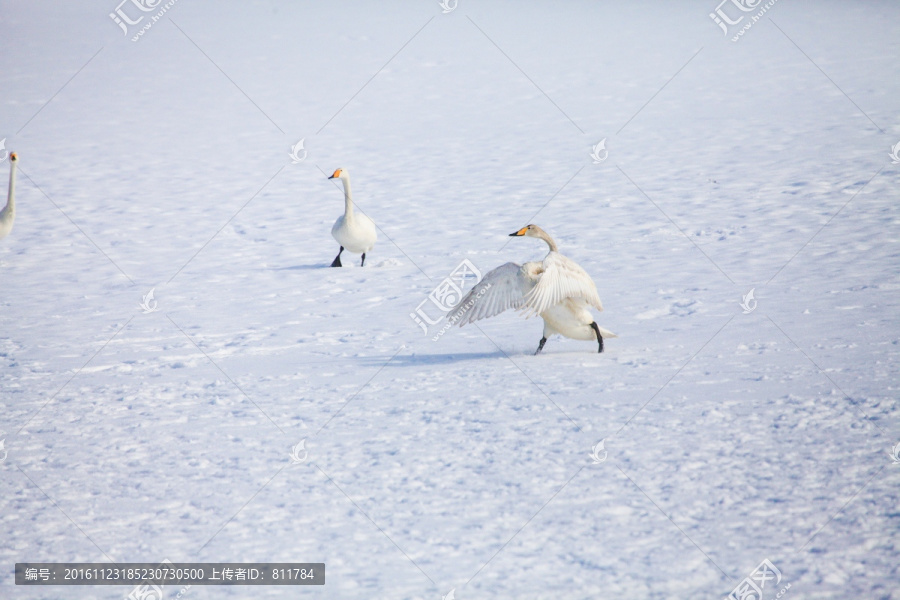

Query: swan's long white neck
4 159 15 216
537 230 558 253
340 176 354 221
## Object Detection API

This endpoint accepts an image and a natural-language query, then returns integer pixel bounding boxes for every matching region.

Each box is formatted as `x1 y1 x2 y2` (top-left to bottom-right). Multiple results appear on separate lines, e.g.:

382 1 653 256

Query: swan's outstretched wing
450 262 531 326
522 252 603 317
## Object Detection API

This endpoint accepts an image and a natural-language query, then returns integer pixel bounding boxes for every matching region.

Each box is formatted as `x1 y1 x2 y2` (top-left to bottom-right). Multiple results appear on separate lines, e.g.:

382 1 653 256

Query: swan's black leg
535 336 547 355
589 322 604 353
360 253 366 267
331 246 344 267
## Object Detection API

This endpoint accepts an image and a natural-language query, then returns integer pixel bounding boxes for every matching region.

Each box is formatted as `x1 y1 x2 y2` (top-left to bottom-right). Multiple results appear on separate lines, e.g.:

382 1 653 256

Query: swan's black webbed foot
589 322 604 353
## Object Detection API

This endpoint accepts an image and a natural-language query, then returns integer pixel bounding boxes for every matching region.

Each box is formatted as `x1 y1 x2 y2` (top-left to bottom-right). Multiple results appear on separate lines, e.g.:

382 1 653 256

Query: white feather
449 262 531 325
521 251 603 318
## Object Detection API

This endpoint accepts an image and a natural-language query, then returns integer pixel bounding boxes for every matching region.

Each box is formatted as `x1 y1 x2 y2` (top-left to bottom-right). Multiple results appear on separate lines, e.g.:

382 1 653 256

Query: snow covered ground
1 1 899 598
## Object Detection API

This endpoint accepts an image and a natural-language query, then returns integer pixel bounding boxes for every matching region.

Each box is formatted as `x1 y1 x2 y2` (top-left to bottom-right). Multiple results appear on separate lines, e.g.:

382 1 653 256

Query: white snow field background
1 1 899 598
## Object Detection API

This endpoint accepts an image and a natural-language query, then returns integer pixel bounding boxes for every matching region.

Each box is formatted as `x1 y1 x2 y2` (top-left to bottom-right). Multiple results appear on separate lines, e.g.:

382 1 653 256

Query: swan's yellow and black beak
509 227 528 237
9 152 16 162
328 168 342 179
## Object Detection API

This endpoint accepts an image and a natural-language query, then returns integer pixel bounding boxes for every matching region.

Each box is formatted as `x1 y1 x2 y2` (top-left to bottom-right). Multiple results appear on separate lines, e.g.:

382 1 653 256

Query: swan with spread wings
449 224 616 354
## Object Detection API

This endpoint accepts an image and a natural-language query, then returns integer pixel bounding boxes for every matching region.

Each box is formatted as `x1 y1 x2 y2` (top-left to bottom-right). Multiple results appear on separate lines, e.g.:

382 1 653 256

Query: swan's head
509 224 544 238
510 224 557 251
328 168 347 180
9 152 16 162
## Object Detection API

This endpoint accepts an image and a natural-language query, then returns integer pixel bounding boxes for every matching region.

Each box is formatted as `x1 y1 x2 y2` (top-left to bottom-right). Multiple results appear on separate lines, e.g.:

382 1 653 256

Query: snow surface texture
1 1 899 599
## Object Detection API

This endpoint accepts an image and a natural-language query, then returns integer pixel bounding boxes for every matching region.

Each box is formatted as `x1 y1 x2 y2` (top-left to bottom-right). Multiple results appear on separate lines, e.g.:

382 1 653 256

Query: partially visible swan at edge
328 168 376 267
0 152 17 240
450 224 616 354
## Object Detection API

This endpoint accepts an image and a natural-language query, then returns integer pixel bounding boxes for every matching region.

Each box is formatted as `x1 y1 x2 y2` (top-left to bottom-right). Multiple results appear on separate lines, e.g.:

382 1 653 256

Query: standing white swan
328 168 376 267
450 224 616 354
0 152 17 240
